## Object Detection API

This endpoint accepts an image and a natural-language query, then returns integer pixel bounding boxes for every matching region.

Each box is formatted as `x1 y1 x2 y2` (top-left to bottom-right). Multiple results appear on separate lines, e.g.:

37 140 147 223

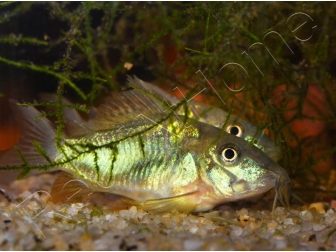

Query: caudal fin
0 100 58 185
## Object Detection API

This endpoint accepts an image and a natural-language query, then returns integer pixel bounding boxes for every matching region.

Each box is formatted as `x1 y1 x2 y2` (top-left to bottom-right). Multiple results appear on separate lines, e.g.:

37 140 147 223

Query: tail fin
0 100 58 185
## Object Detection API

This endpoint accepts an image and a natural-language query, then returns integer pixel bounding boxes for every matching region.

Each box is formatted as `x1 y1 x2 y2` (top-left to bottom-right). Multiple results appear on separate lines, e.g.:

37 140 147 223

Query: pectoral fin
50 172 93 204
123 191 198 214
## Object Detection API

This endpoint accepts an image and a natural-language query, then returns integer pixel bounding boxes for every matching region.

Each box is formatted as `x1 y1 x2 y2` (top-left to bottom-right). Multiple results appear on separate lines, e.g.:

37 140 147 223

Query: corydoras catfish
0 82 291 213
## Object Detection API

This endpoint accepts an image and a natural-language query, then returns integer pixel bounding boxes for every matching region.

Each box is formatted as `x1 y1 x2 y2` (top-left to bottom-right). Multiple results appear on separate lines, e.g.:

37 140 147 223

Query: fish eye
221 147 239 163
227 124 243 137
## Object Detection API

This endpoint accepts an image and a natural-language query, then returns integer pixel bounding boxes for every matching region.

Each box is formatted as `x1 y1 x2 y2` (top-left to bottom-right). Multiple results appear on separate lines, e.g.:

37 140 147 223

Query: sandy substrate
0 173 335 250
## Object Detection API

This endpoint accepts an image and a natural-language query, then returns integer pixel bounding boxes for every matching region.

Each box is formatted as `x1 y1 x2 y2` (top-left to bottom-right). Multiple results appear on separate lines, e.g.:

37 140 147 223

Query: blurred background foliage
0 2 335 204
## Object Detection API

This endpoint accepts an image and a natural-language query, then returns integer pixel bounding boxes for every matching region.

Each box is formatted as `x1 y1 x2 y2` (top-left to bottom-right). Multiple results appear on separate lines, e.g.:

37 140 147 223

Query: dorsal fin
127 75 179 105
39 93 95 138
127 76 215 124
39 93 85 125
93 87 171 131
65 120 93 138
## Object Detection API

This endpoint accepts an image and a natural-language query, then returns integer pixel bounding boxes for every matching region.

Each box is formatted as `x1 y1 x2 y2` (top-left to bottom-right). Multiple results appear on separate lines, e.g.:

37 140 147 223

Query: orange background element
161 35 335 176
272 84 335 175
0 125 20 151
0 96 20 151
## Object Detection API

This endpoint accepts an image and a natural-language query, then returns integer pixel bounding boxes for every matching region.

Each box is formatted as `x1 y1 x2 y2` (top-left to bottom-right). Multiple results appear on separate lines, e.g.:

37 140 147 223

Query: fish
40 76 282 161
0 77 291 214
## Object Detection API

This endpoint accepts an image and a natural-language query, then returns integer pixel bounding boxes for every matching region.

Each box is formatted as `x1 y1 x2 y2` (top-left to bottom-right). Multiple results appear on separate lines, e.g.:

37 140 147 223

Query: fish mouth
272 173 307 216
263 161 292 213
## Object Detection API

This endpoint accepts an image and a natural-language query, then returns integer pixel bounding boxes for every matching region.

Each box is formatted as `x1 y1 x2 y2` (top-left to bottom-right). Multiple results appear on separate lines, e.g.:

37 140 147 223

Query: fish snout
261 160 291 210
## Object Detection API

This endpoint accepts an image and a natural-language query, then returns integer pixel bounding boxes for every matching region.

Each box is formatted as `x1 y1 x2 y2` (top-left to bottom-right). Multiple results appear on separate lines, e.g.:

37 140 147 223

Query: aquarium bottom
0 173 335 251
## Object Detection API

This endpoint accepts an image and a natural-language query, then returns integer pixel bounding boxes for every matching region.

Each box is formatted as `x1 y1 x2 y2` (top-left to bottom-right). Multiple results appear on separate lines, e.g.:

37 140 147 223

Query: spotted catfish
0 81 291 213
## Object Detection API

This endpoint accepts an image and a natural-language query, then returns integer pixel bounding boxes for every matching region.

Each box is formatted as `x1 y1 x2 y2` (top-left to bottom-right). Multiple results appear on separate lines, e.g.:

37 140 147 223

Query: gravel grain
0 173 335 250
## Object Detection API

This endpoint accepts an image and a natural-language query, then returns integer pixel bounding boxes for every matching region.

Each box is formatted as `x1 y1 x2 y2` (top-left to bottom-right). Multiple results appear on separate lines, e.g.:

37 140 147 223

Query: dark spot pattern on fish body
137 135 150 188
115 140 130 188
130 139 142 187
148 133 159 190
107 144 117 184
139 159 151 189
93 149 100 182
137 133 155 190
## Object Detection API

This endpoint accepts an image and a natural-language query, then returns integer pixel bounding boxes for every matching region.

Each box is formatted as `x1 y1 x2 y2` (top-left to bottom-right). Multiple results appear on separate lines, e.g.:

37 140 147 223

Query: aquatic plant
0 2 335 205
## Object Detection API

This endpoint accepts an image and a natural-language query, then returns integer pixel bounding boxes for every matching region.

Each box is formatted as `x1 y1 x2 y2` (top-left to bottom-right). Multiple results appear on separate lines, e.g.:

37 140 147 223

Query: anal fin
123 191 198 214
